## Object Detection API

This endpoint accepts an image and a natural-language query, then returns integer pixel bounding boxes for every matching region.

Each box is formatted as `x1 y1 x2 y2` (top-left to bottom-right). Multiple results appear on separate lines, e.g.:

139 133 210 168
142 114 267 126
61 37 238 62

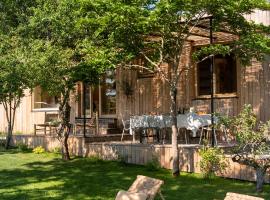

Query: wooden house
0 10 269 135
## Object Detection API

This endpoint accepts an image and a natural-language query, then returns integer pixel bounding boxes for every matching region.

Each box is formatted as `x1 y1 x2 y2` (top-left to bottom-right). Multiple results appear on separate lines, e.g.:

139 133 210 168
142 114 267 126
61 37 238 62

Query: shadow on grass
0 150 269 200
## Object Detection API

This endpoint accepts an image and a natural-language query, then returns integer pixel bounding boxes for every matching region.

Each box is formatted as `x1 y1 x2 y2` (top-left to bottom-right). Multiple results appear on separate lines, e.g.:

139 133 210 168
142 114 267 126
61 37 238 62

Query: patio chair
199 125 217 145
115 175 165 200
121 118 130 141
74 112 98 135
34 112 59 135
224 192 264 200
177 128 189 144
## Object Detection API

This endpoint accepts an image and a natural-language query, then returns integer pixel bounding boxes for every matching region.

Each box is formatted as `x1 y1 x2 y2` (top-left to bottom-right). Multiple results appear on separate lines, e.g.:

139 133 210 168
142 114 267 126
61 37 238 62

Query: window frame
31 87 59 112
194 51 239 99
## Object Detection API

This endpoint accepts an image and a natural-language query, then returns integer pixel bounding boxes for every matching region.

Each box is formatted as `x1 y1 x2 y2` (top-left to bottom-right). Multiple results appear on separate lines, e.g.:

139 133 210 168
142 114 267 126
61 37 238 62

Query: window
76 82 96 118
76 70 117 118
197 54 237 96
136 57 155 78
32 86 59 110
100 70 116 116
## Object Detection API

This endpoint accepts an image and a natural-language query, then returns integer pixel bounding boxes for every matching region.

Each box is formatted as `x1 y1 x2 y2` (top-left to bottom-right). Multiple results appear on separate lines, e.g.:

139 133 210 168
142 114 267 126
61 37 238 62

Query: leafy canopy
90 0 270 69
26 0 118 96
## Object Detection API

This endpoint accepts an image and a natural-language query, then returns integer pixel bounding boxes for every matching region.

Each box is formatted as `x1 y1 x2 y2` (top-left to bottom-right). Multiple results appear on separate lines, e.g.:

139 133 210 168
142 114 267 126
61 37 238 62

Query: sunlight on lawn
0 148 269 200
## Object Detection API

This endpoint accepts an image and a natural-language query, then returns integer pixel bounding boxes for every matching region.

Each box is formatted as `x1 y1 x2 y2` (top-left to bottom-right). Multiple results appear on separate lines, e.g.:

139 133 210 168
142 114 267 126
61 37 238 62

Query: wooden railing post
96 111 99 135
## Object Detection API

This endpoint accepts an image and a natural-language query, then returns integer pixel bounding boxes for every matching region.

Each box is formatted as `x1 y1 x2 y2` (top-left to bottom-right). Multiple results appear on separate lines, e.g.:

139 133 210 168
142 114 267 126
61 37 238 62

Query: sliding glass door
76 70 116 118
100 70 116 117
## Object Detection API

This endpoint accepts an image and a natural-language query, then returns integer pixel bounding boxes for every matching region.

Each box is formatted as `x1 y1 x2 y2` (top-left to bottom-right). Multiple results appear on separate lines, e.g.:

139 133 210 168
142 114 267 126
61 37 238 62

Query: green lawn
0 148 269 200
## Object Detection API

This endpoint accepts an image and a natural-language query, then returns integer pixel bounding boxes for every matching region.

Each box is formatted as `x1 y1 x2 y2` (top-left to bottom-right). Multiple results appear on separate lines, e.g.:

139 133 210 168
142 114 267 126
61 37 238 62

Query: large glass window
76 70 116 118
100 71 116 116
32 86 59 110
76 82 92 117
197 54 237 96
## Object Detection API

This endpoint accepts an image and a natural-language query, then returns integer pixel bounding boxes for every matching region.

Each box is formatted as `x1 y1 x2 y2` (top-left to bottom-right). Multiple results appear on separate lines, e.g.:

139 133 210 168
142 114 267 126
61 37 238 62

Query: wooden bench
224 192 264 200
34 112 59 135
116 175 164 200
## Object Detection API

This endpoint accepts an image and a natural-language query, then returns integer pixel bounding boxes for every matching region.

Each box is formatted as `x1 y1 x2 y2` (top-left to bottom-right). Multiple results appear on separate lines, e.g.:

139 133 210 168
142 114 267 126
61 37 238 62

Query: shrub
51 147 61 154
199 146 228 179
17 142 29 152
33 146 45 154
118 155 128 166
14 131 23 135
232 104 270 192
145 156 161 171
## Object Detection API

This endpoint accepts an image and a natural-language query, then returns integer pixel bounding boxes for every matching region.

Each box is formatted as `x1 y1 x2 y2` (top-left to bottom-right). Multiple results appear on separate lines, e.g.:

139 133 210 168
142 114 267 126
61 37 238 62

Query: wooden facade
0 10 270 134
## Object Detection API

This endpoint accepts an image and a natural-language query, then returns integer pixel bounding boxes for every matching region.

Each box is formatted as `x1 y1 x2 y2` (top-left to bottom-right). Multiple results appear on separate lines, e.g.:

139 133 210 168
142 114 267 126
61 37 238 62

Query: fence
10 135 270 183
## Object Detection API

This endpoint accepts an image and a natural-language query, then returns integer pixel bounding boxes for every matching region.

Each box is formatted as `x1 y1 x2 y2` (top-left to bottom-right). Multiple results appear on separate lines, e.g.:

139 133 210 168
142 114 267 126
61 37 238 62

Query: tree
232 105 270 192
92 0 270 176
26 0 116 160
0 0 36 148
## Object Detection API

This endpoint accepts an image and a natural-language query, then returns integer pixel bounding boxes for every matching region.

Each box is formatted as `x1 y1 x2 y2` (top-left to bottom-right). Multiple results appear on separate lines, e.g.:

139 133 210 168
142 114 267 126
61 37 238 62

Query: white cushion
115 190 148 200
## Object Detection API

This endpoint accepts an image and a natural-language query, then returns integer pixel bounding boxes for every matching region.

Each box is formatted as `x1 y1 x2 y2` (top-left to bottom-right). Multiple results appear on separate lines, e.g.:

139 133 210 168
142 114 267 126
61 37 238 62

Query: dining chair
199 125 217 145
121 118 130 141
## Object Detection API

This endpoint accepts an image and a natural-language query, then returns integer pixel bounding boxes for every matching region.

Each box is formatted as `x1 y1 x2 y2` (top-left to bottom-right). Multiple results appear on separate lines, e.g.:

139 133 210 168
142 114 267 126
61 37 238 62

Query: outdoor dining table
129 112 218 139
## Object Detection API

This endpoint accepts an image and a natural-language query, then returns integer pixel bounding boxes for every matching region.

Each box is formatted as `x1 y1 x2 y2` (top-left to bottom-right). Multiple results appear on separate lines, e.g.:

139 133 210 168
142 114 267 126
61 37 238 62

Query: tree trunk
256 167 265 192
61 131 70 160
5 124 12 149
58 92 71 161
5 100 15 149
170 86 180 176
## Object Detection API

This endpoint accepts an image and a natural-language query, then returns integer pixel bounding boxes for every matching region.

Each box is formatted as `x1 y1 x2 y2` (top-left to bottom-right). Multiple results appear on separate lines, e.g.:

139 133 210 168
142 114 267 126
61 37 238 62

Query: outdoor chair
177 127 189 144
74 112 98 135
115 175 165 200
121 118 130 141
34 112 59 135
224 192 264 200
199 125 217 145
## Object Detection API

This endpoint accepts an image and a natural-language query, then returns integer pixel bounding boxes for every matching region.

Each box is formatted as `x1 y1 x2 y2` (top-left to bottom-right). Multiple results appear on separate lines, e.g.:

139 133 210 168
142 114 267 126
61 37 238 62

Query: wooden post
83 82 86 137
49 125 52 136
96 111 99 135
34 124 37 135
209 16 216 147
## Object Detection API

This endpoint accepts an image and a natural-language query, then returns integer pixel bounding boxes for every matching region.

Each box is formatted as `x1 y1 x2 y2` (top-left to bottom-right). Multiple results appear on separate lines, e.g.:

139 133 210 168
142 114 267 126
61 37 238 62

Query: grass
0 147 269 200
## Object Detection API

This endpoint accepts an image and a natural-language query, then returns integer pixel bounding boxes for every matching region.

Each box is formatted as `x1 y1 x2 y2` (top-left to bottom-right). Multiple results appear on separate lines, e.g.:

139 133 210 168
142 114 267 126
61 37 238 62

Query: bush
51 147 61 154
232 104 270 192
145 156 161 171
33 146 45 154
17 142 29 152
118 155 128 166
199 146 228 179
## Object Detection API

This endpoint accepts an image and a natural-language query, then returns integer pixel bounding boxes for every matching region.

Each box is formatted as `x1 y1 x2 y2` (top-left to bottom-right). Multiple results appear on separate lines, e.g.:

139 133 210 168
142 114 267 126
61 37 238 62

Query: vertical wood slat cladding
245 10 270 26
0 56 269 134
117 57 270 124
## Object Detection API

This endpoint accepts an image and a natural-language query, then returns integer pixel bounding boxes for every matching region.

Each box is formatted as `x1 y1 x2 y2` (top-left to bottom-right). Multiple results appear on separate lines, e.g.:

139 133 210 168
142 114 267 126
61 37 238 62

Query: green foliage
88 155 103 164
96 0 270 68
17 142 29 152
233 104 270 156
215 112 235 132
145 155 161 171
0 1 37 148
33 146 45 154
51 147 61 155
118 155 128 166
14 131 23 135
231 105 270 192
199 146 228 179
23 0 119 159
